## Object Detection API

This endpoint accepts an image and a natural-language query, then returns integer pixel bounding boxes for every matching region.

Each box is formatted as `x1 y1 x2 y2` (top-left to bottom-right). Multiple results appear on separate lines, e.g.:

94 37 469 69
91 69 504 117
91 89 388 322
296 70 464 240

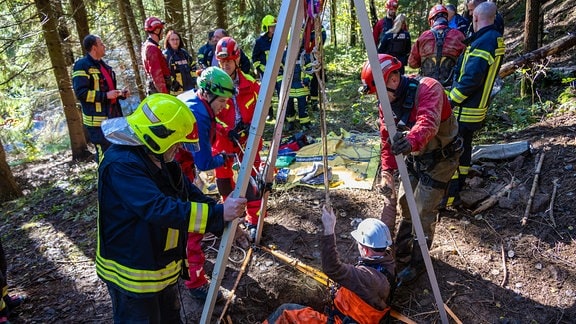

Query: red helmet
428 4 448 26
216 37 240 61
386 0 398 10
144 17 165 32
360 54 402 94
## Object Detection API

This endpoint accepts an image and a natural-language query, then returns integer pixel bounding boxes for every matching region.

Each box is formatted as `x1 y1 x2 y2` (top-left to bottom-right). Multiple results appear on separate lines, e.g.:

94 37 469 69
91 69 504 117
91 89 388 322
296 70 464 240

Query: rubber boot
394 219 413 271
396 238 431 287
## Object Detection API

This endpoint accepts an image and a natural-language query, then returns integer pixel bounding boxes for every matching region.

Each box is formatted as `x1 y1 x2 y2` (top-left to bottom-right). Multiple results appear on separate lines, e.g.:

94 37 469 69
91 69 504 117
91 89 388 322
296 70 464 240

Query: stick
500 243 508 287
444 303 463 324
547 178 559 227
521 152 545 226
217 247 253 324
473 177 516 215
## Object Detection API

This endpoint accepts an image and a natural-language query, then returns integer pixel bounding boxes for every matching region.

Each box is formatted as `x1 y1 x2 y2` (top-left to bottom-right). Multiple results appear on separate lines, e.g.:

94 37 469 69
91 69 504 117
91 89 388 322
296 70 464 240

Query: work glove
229 122 249 143
302 78 310 87
391 131 412 155
321 205 336 236
376 169 396 197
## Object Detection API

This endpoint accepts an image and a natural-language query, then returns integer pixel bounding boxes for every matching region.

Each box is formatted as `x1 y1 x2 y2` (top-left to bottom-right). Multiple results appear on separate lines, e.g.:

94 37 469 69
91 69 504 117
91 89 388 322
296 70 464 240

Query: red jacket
142 38 171 94
213 71 261 154
408 26 466 69
379 76 454 171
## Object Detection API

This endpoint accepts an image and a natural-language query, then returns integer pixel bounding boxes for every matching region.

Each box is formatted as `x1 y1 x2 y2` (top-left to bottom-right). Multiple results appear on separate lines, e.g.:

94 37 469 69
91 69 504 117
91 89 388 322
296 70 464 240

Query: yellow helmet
126 94 199 154
261 15 277 33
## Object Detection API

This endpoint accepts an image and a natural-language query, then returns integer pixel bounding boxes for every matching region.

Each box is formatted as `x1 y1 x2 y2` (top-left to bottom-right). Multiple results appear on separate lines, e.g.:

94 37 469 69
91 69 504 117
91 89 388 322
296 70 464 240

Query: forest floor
3 0 576 321
1 111 575 324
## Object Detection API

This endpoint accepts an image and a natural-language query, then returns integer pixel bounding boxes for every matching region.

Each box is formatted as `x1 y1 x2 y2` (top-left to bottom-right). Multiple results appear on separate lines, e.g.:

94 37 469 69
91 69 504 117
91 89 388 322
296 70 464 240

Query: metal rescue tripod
201 0 450 322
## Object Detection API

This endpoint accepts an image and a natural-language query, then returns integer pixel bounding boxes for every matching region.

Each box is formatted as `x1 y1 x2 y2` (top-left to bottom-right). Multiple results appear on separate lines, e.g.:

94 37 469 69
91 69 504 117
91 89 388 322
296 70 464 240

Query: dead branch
218 247 253 324
547 178 559 227
473 177 517 215
499 33 576 78
499 243 508 287
521 152 546 226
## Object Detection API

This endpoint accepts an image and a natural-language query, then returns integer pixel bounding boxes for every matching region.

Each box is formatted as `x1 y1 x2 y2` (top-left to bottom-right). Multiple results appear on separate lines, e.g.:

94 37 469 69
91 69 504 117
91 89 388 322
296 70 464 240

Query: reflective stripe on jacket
72 54 123 145
96 145 225 296
450 25 505 123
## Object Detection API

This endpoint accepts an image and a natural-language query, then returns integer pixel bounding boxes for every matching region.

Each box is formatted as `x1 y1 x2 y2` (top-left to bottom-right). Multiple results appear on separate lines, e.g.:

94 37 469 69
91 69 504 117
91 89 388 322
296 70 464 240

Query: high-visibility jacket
252 33 274 77
96 145 225 296
163 47 197 95
72 54 124 146
213 71 262 176
450 25 505 124
142 37 171 94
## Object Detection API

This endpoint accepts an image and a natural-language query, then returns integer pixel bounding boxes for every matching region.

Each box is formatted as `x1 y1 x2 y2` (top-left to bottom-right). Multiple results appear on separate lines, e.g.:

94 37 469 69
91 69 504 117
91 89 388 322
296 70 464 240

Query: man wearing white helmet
264 207 396 323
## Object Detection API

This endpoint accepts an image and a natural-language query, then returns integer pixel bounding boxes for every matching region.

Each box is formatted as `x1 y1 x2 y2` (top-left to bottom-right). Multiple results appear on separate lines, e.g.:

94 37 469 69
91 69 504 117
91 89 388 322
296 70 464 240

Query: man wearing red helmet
408 4 466 87
142 16 171 94
372 0 400 45
360 54 462 285
214 36 265 241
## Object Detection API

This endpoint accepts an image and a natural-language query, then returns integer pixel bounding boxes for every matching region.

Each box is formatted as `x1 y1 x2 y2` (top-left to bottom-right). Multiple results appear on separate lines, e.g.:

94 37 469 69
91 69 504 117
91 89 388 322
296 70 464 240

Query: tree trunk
118 0 146 100
69 0 89 53
0 138 22 203
134 0 146 36
53 0 75 65
524 0 541 51
499 33 576 78
214 0 227 29
34 0 90 161
165 0 184 33
184 0 193 49
330 0 337 48
123 0 142 49
349 0 356 47
369 0 377 26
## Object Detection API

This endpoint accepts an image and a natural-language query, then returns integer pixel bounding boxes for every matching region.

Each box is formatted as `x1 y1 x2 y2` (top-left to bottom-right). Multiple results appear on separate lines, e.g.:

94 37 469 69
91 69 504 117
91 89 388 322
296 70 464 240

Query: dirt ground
0 112 574 323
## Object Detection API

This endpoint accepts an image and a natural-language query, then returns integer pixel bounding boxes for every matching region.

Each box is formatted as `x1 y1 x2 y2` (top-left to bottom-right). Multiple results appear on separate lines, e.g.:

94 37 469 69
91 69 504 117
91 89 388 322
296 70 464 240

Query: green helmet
261 15 277 33
126 93 199 154
197 66 236 98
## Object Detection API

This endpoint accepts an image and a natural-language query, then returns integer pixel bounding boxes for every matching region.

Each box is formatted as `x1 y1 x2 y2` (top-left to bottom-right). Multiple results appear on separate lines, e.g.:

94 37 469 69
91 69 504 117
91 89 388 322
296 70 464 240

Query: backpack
420 27 457 87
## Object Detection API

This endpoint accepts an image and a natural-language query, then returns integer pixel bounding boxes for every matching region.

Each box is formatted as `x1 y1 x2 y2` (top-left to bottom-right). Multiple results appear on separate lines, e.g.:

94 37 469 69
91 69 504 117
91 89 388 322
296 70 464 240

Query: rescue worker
444 2 505 208
96 93 246 322
176 67 243 299
264 206 395 324
198 30 216 69
197 28 253 76
214 37 265 241
408 4 466 88
466 0 504 37
72 34 131 163
372 0 399 45
163 30 197 95
142 16 171 94
252 15 278 120
360 54 462 284
282 48 313 131
377 14 411 74
446 3 470 35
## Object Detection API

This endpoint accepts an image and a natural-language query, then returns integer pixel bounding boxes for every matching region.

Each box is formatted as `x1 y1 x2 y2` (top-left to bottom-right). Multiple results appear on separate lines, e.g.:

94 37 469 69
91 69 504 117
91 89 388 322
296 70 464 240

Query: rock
460 188 490 207
498 197 515 209
468 176 484 188
531 193 550 213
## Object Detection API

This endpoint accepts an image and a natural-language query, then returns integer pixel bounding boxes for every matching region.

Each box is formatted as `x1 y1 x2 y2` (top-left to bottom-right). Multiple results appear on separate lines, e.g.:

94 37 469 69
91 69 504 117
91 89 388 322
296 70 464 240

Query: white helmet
351 218 392 249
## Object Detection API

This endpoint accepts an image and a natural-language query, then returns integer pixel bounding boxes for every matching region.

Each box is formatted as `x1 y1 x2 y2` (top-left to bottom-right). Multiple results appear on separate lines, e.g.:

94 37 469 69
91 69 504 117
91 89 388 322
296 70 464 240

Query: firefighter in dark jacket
96 93 246 323
264 207 395 324
72 34 130 163
444 2 505 208
252 15 278 120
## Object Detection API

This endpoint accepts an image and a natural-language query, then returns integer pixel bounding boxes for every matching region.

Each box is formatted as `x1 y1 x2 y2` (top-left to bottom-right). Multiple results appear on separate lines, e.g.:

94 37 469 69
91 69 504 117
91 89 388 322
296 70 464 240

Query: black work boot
396 239 431 287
